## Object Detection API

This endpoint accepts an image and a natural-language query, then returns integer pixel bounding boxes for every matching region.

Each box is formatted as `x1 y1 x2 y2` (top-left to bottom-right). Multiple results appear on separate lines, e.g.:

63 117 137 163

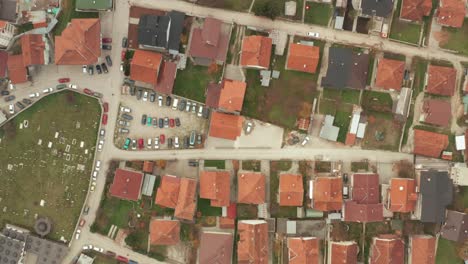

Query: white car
82 245 91 250
147 138 152 149
82 65 87 74
197 106 203 117
97 140 104 151
307 32 320 38
99 129 105 137
174 136 180 148
90 185 95 192
158 95 163 107
301 136 310 146
42 87 53 94
120 106 131 113
93 246 104 253
75 229 81 240
192 103 197 113
131 139 137 150
120 63 124 72
8 104 14 114
69 84 78 89
29 93 39 98
95 160 101 170
92 170 98 179
143 91 148 101
185 101 191 112
119 120 130 126
91 181 97 186
154 137 159 149
246 121 253 133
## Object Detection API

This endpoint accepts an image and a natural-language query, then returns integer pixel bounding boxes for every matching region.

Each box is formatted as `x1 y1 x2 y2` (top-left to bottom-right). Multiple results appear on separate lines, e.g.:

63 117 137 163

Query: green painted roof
76 0 113 10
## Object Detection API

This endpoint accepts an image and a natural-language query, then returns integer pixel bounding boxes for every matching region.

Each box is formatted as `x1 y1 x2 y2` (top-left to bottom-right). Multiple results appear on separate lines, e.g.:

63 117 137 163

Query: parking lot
114 89 209 150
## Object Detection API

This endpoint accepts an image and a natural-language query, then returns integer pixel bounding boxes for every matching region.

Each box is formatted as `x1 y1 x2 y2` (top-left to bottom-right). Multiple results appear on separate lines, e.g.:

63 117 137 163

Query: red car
121 50 126 60
83 88 93 95
137 138 144 149
102 37 112 43
116 256 128 262
160 134 165 144
169 119 175 128
58 78 70 83
101 114 108 125
103 102 109 113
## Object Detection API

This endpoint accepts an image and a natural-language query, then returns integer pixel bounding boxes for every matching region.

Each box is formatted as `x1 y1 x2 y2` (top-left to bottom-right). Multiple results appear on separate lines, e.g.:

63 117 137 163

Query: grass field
389 0 422 45
53 0 99 36
195 0 253 11
242 42 324 129
204 160 226 169
304 2 332 26
362 91 393 113
0 91 100 240
173 60 222 102
436 238 464 264
242 160 261 171
440 18 468 56
362 115 402 151
323 89 361 105
197 198 222 216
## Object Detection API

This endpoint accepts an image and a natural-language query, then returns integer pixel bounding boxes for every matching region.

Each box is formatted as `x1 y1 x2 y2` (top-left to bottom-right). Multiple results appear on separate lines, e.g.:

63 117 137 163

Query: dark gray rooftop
138 11 185 52
440 210 468 243
0 235 25 264
420 170 453 223
0 0 17 22
361 0 394 18
167 11 185 52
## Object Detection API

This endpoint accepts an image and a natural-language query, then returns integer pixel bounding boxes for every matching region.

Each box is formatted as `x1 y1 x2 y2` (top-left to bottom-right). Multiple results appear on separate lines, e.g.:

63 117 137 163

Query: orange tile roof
240 36 272 69
344 201 384 223
288 237 319 264
375 58 405 90
174 178 197 221
0 20 7 29
279 174 304 206
313 177 343 211
389 178 418 212
437 0 467 28
345 133 357 146
142 161 154 173
237 220 268 264
426 65 457 96
109 169 144 201
149 219 180 245
286 43 320 74
400 0 432 21
7 54 28 84
199 170 231 207
413 129 449 158
422 99 451 127
219 217 235 229
155 175 181 208
21 34 45 66
209 111 243 140
238 172 266 204
55 18 101 65
330 241 358 264
130 49 163 87
199 231 234 264
370 235 405 264
410 235 436 264
218 79 247 112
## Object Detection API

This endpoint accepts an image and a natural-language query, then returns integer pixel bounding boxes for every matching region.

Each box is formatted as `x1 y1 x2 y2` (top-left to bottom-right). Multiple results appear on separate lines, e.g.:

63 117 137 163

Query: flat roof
76 0 113 10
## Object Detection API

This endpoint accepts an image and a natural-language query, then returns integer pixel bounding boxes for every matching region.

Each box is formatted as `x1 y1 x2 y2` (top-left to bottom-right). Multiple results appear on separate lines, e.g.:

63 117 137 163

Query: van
172 98 179 110
189 131 196 147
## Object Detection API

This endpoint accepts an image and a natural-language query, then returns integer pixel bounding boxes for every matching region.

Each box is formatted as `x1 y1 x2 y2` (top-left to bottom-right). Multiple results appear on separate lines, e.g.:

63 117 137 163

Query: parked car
58 78 70 83
105 55 113 66
197 105 203 117
69 84 78 89
123 138 131 150
22 98 32 105
101 114 108 125
56 84 67 90
160 134 165 144
143 91 148 101
29 92 39 98
178 100 186 111
106 251 116 258
158 118 164 128
146 116 152 126
158 95 163 106
93 92 103 98
185 101 191 112
183 136 189 149
174 136 179 148
166 96 172 107
100 129 105 137
301 136 310 146
192 103 197 113
116 256 129 263
101 63 109 73
307 32 320 38
103 102 109 112
93 246 104 253
121 50 126 60
120 106 131 113
189 131 196 146
169 118 175 128
246 121 253 133
188 160 199 167
154 137 159 149
168 137 173 148
8 104 14 114
121 113 133 120
130 86 136 96
149 92 156 102
79 219 86 227
202 108 210 119
82 65 87 74
343 186 349 199
175 117 181 127
136 89 143 100
141 114 147 125
4 95 15 102
164 117 169 128
342 173 349 184
172 98 179 110
96 64 102 74
122 37 128 48
102 37 112 43
152 118 158 127
15 101 24 110
119 120 130 126
88 65 94 75
1 90 9 96
197 134 203 145
137 138 144 149
118 128 129 133
147 138 152 149
75 229 81 240
102 44 112 50
42 87 53 94
83 206 90 215
84 88 93 95
131 139 137 150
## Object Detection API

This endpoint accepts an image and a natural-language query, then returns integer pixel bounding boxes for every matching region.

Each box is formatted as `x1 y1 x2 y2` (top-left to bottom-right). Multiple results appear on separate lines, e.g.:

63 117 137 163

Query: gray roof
141 174 156 196
441 210 468 243
0 0 17 22
167 11 185 52
361 0 394 17
319 115 340 141
0 234 25 264
138 11 185 52
420 170 453 223
321 47 369 90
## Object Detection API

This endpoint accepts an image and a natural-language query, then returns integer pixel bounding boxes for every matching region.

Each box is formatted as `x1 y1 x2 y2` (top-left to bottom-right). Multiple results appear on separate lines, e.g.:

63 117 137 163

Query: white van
172 98 179 110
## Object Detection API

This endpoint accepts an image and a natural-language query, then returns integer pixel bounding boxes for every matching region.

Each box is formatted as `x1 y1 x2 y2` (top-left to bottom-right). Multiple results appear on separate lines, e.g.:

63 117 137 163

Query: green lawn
362 91 393 113
436 238 464 264
351 162 369 172
440 18 468 56
0 91 100 240
173 60 222 102
334 110 352 143
389 0 422 45
242 160 261 171
196 0 253 11
204 160 226 169
197 198 222 216
270 161 297 218
323 89 360 104
53 0 99 36
304 2 332 26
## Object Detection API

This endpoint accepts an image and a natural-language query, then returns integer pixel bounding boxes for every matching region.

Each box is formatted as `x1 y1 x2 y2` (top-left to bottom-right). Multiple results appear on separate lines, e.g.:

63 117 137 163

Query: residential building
328 241 358 264
188 17 230 66
199 170 231 207
400 0 433 21
130 49 163 87
199 231 233 264
154 61 177 94
369 235 404 264
240 35 272 69
359 0 394 18
142 161 154 173
343 202 384 223
425 65 457 96
137 11 185 55
440 210 468 242
174 178 197 221
205 79 247 113
237 220 268 264
7 54 28 84
393 87 413 118
319 115 340 142
149 219 180 245
0 20 15 48
312 177 342 211
413 129 449 158
375 58 405 90
418 170 453 223
155 175 180 208
0 50 7 77
55 18 101 65
288 237 320 264
237 172 266 205
436 0 467 28
388 178 418 212
0 0 17 22
109 169 144 201
421 99 451 127
409 235 436 264
286 43 320 74
279 173 304 207
21 34 47 65
208 111 243 140
141 174 156 197
321 47 370 90
76 0 114 12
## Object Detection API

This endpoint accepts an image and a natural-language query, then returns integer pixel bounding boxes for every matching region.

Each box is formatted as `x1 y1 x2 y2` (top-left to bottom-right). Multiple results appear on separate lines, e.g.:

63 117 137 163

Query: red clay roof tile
437 0 467 27
422 99 451 127
344 201 384 223
149 219 180 245
155 175 181 208
240 36 272 69
209 112 243 140
154 61 177 94
410 235 436 264
174 178 197 221
237 220 268 264
7 54 27 84
199 231 233 264
313 177 343 211
413 129 449 158
389 178 418 212
109 169 144 201
142 161 154 173
238 172 265 204
199 170 231 207
288 237 320 264
0 51 7 78
189 18 229 63
426 65 456 96
351 173 380 204
375 58 405 90
286 43 320 74
21 34 45 66
370 235 405 264
400 0 432 21
279 173 304 206
218 79 247 112
130 49 163 87
330 241 358 264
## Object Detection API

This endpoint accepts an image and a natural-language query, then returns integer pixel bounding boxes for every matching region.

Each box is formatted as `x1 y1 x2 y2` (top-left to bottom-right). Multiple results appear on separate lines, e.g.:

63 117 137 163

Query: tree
252 0 282 20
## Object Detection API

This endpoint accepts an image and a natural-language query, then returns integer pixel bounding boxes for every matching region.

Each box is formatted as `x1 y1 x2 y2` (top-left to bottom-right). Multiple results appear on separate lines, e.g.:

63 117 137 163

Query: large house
240 35 272 69
400 0 432 21
388 178 418 213
205 79 247 113
413 129 449 158
421 99 451 127
199 170 231 207
286 43 320 74
288 237 320 264
425 65 457 96
358 0 394 18
436 0 467 28
417 170 453 223
440 210 468 242
149 219 180 245
238 172 265 205
409 235 436 264
208 111 243 140
328 241 358 264
199 231 233 264
174 178 197 221
279 174 304 207
109 169 144 201
312 177 343 211
369 235 404 264
374 58 405 91
237 220 268 263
